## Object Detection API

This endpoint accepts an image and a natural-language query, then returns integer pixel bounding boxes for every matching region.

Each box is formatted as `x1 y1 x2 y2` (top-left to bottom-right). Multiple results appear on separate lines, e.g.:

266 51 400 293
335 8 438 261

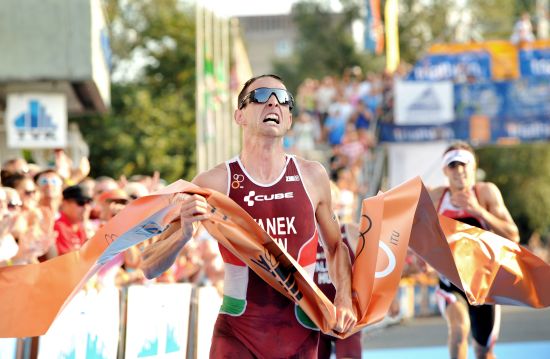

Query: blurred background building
0 0 111 166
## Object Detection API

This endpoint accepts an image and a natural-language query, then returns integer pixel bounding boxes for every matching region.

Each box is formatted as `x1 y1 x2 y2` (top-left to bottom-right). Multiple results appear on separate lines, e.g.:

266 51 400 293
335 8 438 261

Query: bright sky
203 0 342 17
200 0 293 17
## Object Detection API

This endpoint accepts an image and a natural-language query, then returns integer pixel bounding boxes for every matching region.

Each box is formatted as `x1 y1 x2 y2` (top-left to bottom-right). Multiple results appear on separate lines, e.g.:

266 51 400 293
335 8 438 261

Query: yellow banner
428 40 519 80
384 0 400 73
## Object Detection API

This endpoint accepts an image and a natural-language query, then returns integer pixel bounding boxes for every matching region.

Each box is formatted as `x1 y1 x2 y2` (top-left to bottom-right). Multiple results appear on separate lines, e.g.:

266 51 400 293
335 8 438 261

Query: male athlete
141 74 356 358
429 141 519 359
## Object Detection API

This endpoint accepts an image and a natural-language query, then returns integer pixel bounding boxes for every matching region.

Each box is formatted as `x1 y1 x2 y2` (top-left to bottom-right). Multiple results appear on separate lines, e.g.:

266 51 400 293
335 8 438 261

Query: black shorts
437 279 501 347
317 331 362 359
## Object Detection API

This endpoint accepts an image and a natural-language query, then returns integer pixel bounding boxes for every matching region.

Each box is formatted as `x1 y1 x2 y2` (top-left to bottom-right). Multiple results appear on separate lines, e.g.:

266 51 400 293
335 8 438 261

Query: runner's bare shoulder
427 186 445 206
474 181 502 205
192 163 228 194
294 156 328 181
293 156 330 204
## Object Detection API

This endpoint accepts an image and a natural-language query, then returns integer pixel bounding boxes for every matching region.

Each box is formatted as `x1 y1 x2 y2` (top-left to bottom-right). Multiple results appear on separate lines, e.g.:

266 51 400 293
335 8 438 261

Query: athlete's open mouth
263 114 280 124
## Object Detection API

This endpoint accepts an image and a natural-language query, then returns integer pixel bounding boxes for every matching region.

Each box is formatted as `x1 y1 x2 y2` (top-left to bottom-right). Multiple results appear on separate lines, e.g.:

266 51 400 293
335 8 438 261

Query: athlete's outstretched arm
141 193 208 279
140 165 228 279
305 161 357 333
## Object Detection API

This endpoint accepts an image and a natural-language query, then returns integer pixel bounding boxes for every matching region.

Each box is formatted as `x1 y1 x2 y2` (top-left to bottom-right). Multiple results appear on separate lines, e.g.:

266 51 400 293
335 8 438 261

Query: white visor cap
442 149 475 167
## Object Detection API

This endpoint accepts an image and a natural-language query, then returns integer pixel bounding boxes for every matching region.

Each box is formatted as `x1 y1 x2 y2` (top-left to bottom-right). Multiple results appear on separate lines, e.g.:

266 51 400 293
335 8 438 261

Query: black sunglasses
239 87 294 110
447 161 466 169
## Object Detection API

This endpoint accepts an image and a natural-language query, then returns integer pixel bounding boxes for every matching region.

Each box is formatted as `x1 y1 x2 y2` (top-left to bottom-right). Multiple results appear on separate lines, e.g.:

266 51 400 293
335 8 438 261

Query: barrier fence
0 282 438 358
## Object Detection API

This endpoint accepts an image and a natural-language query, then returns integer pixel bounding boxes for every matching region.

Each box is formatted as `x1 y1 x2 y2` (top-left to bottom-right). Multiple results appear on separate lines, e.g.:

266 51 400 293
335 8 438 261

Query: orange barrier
1 177 549 339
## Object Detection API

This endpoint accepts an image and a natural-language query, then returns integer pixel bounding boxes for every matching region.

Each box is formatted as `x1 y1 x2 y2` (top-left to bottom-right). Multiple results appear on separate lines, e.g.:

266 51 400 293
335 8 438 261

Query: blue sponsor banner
504 77 550 118
454 81 507 120
379 121 467 142
407 52 492 81
500 116 550 141
519 48 550 77
382 78 550 143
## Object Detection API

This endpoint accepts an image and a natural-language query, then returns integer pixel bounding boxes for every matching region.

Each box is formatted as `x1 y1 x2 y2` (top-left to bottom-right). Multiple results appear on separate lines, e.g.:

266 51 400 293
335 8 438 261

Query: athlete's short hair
444 141 475 155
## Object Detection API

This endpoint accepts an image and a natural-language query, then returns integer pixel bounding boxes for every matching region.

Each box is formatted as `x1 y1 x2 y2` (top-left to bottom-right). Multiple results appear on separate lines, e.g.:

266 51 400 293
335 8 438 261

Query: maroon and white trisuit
210 155 320 358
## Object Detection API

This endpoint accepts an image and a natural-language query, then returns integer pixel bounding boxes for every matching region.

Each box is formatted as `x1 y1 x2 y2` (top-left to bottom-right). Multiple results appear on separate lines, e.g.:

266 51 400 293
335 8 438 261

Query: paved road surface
361 306 550 358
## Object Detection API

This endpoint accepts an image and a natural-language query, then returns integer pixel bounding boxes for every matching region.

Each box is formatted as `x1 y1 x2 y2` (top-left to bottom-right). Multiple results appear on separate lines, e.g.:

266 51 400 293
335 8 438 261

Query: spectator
0 187 19 266
97 188 130 224
124 181 150 200
35 169 64 214
4 173 56 262
316 76 337 125
292 112 319 158
54 185 92 255
90 176 119 221
296 78 319 114
339 123 365 169
352 99 374 132
53 149 90 186
1 158 29 186
334 167 359 224
324 108 348 147
511 12 535 45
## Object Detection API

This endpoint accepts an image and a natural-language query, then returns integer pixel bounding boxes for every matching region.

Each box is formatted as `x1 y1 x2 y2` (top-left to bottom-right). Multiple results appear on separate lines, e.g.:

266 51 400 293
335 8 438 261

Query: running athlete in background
140 74 356 358
429 141 519 359
314 181 362 359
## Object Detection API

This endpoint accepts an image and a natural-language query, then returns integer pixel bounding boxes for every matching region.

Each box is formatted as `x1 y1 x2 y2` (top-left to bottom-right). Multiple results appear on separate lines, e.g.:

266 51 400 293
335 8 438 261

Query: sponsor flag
1 178 549 338
364 0 384 55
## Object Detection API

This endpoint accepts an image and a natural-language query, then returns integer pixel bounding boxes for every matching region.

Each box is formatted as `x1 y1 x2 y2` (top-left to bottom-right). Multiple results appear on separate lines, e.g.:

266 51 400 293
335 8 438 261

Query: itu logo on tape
375 241 397 278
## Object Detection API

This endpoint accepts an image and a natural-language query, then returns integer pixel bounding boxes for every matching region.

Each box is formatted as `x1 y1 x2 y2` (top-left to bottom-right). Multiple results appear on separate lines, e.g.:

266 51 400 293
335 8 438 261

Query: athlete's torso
435 187 499 347
437 186 489 288
437 187 488 230
214 155 320 358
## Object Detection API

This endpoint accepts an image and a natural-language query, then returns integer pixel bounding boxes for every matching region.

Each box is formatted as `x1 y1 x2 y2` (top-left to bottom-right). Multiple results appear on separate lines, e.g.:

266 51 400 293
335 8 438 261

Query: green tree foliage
75 0 196 182
398 0 455 64
477 143 550 243
272 0 375 92
468 0 516 40
272 0 458 91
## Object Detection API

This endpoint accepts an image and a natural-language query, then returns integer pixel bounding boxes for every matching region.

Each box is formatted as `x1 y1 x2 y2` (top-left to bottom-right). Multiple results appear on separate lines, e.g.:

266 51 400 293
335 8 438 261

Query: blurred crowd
0 151 224 294
2 65 548 304
285 66 410 223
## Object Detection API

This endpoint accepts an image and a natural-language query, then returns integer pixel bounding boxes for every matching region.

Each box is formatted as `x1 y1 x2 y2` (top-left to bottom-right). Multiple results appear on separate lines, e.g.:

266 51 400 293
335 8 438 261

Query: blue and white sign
407 52 492 81
6 93 67 149
520 48 550 78
125 284 193 359
37 288 120 359
395 81 454 125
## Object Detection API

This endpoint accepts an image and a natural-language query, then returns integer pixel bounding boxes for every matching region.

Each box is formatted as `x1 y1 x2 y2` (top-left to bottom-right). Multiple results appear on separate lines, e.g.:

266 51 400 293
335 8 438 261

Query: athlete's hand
333 295 357 334
451 189 484 217
170 193 210 238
